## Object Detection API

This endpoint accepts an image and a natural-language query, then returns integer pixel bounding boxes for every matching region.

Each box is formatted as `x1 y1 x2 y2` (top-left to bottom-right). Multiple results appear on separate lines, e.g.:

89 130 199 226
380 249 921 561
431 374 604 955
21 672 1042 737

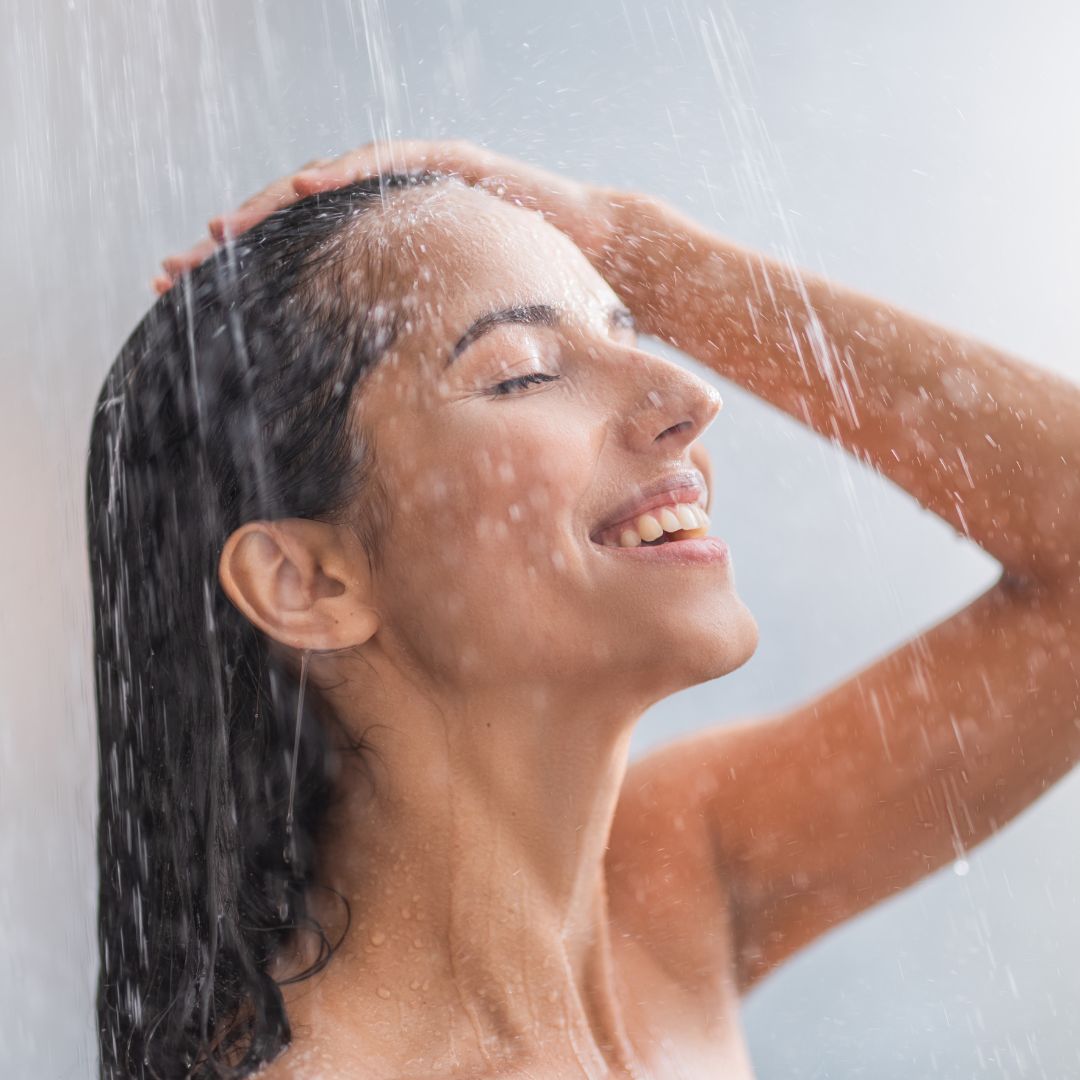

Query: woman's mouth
587 469 727 564
592 500 710 548
589 495 728 566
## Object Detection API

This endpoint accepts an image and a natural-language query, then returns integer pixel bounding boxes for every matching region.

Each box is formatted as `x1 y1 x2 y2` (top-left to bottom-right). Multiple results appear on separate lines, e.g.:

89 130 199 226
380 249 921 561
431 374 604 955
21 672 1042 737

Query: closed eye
488 372 561 397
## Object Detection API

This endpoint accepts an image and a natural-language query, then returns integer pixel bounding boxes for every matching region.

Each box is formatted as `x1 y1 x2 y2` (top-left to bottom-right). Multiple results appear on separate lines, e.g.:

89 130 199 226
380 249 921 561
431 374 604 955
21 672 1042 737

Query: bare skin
181 141 1080 1078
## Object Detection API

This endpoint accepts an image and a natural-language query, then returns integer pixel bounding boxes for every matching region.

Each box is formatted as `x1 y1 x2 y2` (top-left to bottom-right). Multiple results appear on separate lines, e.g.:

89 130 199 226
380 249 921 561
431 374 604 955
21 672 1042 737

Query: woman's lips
590 469 708 541
592 535 730 566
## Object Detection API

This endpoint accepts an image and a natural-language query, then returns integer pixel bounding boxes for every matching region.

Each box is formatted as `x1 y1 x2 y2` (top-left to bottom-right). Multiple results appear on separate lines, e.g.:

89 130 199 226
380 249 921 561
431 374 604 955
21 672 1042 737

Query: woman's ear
218 518 379 652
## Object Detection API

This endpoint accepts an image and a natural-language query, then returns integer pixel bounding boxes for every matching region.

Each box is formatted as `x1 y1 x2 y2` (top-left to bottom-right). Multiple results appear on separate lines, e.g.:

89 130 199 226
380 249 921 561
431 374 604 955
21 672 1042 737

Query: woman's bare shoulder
248 1043 367 1080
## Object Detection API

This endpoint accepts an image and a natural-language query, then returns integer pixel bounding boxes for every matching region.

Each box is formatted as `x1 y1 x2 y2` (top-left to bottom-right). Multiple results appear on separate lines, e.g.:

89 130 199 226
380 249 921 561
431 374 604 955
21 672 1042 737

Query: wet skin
224 182 759 1078
218 149 1080 1076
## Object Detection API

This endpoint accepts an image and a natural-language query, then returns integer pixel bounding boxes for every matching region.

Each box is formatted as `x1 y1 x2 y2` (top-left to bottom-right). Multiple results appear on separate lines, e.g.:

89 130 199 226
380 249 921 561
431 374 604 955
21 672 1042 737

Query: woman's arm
163 143 1080 589
608 192 1080 591
605 191 1080 989
163 142 1080 990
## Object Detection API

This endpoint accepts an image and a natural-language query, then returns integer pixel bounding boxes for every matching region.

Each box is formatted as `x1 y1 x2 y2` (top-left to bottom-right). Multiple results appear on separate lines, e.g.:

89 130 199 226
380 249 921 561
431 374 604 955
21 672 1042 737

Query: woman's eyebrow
447 303 636 366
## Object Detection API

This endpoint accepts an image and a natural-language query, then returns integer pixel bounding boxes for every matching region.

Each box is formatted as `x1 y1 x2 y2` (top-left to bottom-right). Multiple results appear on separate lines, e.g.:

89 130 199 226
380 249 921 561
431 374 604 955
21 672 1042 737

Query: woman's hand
154 140 638 295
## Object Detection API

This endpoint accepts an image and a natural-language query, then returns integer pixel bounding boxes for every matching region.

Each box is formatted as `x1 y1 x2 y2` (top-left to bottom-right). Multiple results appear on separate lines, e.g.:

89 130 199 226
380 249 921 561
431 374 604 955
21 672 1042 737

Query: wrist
596 190 693 335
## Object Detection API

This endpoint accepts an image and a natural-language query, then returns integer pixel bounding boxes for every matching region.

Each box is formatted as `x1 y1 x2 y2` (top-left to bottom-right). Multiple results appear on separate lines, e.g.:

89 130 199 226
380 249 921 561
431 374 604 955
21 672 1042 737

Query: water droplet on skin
412 936 424 948
401 907 412 920
370 929 387 946
410 979 422 991
546 989 559 1003
377 986 392 1000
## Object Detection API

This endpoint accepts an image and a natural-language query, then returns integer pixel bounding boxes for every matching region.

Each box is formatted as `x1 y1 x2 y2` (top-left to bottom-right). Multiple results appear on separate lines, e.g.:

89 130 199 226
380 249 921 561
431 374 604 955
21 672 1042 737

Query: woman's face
351 182 758 707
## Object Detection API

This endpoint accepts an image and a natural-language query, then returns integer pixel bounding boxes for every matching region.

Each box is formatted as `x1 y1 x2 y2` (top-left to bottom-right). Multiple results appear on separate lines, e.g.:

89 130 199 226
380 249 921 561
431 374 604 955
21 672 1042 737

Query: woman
91 141 1080 1079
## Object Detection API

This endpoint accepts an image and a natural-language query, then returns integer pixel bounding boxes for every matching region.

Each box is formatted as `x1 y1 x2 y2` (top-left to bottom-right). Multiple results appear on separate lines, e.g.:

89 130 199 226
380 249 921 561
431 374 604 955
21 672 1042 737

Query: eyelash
488 371 561 397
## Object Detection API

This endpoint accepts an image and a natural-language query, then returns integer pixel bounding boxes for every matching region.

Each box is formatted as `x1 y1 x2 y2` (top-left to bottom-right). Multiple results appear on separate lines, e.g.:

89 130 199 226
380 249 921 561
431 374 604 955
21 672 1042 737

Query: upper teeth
605 502 710 548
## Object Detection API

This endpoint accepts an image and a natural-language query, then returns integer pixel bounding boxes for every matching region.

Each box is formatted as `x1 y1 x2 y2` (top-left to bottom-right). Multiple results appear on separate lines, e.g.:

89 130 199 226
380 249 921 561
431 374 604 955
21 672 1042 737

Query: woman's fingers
294 139 556 212
205 140 482 239
161 237 219 276
155 139 619 293
208 174 300 240
332 139 555 209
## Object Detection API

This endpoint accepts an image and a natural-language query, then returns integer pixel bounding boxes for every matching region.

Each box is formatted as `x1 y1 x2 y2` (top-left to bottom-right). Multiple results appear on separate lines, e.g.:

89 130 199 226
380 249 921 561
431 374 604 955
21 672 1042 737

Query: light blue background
3 1 1078 1075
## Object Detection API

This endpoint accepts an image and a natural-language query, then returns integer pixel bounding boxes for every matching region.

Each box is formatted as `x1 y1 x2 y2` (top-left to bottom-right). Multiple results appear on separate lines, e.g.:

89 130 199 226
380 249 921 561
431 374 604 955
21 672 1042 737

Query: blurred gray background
3 0 1079 1075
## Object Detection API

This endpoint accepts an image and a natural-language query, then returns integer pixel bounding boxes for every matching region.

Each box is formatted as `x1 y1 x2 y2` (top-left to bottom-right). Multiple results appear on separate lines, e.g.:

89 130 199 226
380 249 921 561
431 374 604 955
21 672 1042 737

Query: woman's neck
271 672 646 1075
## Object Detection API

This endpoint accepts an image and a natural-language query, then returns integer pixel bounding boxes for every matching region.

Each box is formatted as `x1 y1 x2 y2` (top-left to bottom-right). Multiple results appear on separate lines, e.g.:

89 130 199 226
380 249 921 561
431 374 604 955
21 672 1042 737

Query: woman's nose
620 351 723 456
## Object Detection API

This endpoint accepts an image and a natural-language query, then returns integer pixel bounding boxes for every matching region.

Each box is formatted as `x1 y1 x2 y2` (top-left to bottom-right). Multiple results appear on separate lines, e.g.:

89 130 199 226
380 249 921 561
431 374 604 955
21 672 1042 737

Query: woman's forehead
369 183 613 329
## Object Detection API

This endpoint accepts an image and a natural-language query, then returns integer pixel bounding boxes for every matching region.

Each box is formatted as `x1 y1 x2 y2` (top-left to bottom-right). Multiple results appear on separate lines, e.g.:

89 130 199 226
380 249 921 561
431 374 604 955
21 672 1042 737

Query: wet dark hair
87 170 446 1078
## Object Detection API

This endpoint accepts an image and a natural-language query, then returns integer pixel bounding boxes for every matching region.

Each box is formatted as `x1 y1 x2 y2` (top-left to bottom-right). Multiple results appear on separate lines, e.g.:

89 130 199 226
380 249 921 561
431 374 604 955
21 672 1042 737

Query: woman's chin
622 596 760 692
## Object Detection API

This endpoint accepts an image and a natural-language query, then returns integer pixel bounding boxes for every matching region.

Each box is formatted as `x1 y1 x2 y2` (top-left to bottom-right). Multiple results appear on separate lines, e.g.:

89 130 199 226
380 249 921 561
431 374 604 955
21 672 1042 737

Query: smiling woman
91 141 1080 1080
91 166 758 1078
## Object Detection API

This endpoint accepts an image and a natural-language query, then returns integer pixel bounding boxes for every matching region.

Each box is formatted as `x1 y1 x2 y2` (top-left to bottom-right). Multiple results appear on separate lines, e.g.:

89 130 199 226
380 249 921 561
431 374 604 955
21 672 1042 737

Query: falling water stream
284 649 312 869
4 1 1080 1077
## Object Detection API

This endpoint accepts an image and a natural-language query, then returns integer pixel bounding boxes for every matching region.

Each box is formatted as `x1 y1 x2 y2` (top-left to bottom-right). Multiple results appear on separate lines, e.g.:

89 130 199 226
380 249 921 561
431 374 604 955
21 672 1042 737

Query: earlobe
218 518 380 653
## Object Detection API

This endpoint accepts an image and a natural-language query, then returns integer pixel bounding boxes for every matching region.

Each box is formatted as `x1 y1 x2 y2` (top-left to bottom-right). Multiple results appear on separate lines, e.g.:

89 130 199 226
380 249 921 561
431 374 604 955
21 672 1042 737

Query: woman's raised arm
607 194 1080 593
164 141 1080 595
596 165 1080 989
161 143 1080 992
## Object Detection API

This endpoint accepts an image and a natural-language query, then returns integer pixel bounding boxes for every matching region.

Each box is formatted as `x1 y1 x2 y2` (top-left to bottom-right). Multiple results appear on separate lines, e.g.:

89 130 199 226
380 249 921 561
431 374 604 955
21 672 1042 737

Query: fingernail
292 172 321 195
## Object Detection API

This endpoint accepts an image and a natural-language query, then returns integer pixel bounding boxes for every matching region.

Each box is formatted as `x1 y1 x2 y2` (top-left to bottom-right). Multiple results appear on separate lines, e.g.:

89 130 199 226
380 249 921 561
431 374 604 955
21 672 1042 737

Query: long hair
87 170 443 1077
